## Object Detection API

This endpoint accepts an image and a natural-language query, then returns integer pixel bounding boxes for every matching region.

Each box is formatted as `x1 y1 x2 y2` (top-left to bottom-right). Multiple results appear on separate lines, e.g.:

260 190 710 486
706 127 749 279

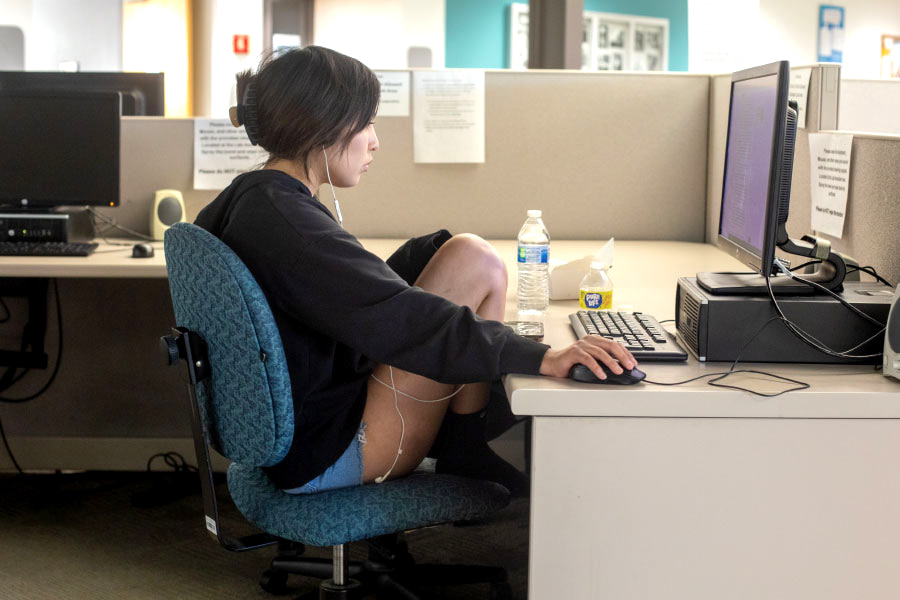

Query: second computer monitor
0 71 164 116
0 91 121 209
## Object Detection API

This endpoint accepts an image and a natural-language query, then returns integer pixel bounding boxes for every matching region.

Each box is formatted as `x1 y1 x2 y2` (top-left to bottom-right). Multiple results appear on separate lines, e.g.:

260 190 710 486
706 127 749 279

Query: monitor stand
697 235 847 296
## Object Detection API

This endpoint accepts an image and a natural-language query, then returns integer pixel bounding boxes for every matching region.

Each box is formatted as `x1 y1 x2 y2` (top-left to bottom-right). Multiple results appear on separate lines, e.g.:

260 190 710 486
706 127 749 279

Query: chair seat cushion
227 464 510 547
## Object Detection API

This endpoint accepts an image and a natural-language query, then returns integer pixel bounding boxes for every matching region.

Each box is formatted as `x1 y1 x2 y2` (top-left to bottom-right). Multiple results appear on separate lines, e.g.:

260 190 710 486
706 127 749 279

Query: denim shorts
283 422 366 494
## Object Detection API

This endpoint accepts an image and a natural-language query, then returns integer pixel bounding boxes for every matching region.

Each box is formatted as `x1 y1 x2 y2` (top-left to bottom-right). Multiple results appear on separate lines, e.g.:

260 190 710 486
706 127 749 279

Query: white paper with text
413 70 485 163
193 119 268 190
808 132 853 238
375 71 410 117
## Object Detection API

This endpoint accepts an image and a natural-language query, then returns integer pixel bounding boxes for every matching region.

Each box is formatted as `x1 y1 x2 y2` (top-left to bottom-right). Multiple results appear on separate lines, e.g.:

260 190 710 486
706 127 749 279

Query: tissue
549 238 614 300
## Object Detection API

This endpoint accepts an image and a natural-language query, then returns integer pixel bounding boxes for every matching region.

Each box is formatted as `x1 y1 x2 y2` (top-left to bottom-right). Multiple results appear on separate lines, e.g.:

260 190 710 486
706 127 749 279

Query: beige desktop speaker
883 286 900 380
150 189 185 240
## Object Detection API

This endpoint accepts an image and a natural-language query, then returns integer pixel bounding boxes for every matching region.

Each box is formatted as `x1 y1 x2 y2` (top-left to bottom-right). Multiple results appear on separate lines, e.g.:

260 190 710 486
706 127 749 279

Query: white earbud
322 145 343 227
370 367 465 485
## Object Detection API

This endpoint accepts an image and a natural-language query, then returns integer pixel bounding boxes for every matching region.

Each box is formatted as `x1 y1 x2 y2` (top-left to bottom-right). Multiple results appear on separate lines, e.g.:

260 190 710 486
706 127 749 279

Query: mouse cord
641 317 811 397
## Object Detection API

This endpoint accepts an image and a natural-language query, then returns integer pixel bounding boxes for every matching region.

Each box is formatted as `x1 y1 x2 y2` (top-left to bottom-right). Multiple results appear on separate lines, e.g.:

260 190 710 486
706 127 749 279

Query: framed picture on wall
585 12 668 72
509 5 668 71
817 5 845 63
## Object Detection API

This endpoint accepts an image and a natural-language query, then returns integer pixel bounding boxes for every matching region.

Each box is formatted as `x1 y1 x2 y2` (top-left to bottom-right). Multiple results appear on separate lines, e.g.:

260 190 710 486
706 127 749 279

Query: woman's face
325 123 379 188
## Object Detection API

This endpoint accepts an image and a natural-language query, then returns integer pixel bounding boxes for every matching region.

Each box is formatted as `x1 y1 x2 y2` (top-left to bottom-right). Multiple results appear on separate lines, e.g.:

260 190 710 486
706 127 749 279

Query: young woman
195 46 636 497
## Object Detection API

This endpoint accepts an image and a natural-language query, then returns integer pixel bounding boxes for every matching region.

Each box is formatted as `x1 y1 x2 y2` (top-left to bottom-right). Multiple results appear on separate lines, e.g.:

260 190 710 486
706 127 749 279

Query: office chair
161 222 513 599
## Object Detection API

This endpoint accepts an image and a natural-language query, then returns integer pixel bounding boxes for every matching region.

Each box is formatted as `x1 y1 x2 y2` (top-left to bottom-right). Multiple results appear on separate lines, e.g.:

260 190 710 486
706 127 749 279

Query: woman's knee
438 234 508 288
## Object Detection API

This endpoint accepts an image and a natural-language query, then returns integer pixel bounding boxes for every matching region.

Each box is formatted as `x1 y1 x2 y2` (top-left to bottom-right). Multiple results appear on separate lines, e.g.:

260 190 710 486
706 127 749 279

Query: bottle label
517 244 549 264
580 289 612 310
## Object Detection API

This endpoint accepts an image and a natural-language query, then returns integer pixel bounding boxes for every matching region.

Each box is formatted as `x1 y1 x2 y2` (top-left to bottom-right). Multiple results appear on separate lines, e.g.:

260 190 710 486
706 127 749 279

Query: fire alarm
233 34 249 54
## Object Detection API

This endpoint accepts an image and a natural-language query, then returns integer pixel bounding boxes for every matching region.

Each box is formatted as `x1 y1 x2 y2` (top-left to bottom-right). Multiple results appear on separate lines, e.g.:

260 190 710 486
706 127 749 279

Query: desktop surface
0 238 166 278
499 239 900 415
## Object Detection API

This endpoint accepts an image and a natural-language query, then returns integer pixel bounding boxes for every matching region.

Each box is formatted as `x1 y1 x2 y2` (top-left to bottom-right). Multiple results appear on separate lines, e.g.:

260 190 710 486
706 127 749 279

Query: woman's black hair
234 46 380 176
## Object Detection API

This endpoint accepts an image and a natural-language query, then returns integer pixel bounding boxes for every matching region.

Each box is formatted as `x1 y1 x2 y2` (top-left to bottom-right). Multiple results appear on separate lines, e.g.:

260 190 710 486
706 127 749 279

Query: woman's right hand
538 335 637 380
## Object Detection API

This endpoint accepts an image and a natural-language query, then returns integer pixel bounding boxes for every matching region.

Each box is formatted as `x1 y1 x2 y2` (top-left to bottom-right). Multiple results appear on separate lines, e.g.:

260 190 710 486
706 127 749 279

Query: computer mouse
132 242 155 258
568 363 646 385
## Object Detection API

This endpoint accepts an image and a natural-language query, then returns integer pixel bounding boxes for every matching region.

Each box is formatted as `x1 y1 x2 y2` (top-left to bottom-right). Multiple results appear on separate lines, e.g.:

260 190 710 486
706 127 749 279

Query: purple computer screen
719 74 777 255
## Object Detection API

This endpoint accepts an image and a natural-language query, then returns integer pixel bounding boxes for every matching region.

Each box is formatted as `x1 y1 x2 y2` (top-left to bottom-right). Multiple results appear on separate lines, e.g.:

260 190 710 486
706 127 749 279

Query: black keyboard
570 310 688 361
0 241 99 256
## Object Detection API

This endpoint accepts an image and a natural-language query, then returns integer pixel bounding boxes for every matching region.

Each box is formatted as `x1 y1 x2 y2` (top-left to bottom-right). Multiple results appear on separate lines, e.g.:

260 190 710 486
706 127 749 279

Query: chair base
261 534 512 600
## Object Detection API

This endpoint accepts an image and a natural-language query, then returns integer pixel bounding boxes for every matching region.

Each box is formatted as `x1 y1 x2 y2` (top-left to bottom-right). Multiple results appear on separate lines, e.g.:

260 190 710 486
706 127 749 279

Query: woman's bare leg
361 234 508 482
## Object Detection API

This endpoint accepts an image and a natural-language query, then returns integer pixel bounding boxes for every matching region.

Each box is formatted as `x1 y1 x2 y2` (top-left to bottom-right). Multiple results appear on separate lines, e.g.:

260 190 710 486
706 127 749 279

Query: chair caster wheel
259 569 289 595
489 581 513 600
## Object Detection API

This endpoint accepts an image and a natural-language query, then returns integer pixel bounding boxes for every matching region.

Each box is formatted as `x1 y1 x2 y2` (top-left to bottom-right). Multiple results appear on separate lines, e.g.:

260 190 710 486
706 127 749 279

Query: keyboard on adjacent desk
0 241 99 256
569 310 688 361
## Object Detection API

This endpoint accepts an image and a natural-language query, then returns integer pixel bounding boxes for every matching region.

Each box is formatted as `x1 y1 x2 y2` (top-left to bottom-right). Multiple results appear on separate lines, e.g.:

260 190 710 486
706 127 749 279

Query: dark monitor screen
0 71 164 116
716 61 792 277
0 91 121 208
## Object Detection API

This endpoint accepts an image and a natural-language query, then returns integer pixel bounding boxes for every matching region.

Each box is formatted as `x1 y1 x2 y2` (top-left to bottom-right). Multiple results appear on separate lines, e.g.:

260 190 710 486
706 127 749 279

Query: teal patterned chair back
164 222 293 466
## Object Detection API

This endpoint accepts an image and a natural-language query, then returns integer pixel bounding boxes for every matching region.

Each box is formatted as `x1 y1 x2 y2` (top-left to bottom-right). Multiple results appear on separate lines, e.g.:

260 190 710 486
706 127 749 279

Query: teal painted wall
445 0 688 71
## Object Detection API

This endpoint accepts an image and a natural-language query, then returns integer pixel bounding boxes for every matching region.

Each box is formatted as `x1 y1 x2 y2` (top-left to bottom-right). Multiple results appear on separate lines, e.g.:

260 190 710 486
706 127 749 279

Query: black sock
433 410 529 497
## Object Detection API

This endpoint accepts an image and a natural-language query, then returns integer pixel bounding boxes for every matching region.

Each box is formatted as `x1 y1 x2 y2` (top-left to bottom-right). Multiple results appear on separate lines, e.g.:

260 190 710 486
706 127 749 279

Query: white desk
502 241 900 600
0 239 167 278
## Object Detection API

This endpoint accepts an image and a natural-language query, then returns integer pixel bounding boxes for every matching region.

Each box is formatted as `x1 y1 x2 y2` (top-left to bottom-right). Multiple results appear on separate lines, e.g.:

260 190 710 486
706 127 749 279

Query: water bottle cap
527 210 542 218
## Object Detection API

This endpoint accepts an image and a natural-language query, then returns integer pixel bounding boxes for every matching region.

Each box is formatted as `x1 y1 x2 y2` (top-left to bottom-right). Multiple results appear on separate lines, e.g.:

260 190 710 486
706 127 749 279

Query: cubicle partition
111 69 712 241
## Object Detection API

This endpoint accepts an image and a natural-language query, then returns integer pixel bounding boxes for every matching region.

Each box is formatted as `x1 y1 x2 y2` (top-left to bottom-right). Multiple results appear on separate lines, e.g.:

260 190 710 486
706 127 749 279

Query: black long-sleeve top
195 170 549 489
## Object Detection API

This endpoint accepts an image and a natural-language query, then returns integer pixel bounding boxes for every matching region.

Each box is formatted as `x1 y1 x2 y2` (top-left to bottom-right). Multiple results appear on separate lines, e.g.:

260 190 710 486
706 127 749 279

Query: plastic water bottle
579 261 613 310
517 209 550 317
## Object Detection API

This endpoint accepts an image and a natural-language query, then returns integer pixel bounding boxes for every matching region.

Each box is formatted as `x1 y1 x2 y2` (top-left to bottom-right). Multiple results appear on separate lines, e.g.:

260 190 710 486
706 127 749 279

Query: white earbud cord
322 145 343 228
372 367 466 484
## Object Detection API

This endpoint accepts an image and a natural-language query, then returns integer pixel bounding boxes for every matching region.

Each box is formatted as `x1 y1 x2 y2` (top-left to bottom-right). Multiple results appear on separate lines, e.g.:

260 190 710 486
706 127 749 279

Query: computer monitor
697 61 845 295
0 71 164 116
0 91 121 209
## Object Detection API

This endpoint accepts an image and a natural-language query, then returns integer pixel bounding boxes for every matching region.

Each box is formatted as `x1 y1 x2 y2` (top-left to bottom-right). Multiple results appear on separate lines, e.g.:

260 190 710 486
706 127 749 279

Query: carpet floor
0 470 529 599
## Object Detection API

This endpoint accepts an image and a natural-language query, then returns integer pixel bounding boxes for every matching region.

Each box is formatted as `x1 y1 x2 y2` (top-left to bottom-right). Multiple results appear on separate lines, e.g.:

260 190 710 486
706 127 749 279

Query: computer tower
675 277 891 364
0 208 93 243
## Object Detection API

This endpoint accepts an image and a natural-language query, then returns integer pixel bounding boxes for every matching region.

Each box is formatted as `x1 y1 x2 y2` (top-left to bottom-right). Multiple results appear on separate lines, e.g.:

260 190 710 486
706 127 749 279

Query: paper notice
808 132 853 238
193 119 269 191
413 70 485 163
375 71 410 117
789 67 812 129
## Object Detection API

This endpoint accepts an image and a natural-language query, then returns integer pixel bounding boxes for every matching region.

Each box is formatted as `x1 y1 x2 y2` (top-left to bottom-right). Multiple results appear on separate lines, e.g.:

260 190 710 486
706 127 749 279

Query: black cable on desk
765 269 885 360
790 260 894 288
643 316 811 397
88 207 156 242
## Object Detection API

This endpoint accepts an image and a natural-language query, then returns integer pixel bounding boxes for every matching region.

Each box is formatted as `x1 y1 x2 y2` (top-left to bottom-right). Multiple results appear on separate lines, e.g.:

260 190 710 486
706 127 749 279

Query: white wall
839 79 900 133
313 0 444 69
207 0 263 117
29 0 122 70
688 0 759 73
758 0 900 78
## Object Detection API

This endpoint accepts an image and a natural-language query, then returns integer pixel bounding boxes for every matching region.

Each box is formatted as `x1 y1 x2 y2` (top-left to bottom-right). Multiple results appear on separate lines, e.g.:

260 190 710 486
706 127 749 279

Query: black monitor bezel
715 60 792 277
0 90 121 209
0 71 164 116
